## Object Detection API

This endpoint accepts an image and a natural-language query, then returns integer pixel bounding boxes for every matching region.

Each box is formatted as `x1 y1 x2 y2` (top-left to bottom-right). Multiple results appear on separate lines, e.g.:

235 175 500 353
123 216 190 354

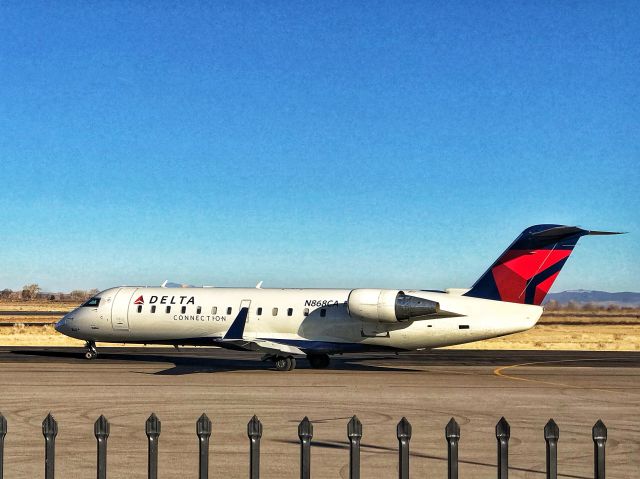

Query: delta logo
134 296 144 305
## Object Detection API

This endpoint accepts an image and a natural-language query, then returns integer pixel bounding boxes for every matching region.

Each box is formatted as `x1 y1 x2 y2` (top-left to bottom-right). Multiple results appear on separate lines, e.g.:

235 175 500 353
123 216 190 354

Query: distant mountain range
544 290 640 306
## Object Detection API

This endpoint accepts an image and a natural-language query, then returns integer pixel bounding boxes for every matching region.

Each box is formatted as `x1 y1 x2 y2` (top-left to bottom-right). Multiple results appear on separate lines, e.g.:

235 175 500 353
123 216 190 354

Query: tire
308 354 330 369
274 357 289 371
85 350 96 360
287 357 297 371
275 356 296 371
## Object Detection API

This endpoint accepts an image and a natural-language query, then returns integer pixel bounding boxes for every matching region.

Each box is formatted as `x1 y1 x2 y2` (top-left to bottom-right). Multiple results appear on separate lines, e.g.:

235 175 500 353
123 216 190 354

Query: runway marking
493 358 630 393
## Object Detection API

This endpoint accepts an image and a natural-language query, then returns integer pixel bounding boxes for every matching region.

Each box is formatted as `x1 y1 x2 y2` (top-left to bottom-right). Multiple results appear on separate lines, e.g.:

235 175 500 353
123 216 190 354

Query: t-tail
464 224 623 305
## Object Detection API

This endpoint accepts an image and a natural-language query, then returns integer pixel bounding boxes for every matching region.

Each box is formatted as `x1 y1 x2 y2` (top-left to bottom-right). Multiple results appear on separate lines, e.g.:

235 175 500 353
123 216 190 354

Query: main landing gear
263 353 331 371
307 353 330 369
262 354 297 371
274 356 296 371
84 341 98 360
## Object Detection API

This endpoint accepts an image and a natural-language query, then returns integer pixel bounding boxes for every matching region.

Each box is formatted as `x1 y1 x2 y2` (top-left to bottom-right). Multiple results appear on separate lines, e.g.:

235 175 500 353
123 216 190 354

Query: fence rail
0 412 609 479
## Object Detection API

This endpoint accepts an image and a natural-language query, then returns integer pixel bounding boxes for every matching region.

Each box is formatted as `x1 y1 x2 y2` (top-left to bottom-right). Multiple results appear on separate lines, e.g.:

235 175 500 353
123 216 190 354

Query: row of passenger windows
135 305 327 317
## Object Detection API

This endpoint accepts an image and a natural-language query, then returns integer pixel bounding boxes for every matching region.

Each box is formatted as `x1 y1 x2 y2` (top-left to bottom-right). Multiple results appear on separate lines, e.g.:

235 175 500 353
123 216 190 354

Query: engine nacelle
347 289 440 323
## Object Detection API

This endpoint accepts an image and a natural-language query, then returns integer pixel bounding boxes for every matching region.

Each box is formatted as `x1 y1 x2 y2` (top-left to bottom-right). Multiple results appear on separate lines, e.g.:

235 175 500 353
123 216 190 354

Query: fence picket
347 416 362 479
42 413 58 479
396 417 411 479
196 414 212 479
94 415 110 479
146 414 161 479
298 417 313 479
248 415 262 479
544 419 559 479
496 417 510 479
0 413 6 479
592 420 607 479
445 418 460 479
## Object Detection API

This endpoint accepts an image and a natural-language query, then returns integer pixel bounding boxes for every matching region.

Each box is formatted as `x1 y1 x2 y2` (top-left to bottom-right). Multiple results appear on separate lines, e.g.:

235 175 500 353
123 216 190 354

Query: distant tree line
0 285 99 301
544 299 636 311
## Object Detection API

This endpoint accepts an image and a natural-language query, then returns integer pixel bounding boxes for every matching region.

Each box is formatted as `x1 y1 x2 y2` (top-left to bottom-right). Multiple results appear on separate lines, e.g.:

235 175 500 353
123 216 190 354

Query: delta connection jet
55 225 621 371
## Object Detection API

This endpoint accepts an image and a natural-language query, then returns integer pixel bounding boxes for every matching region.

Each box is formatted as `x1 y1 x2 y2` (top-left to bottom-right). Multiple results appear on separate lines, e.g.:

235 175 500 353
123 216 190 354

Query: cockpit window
83 297 101 307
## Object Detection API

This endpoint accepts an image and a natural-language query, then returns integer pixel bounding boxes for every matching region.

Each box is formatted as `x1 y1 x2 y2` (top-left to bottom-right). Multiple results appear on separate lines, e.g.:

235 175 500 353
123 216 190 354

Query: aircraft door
111 287 138 330
97 289 116 327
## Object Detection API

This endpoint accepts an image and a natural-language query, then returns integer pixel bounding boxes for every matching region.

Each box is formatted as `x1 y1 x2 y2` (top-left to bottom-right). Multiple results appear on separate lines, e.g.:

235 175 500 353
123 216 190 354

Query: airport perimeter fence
0 412 608 479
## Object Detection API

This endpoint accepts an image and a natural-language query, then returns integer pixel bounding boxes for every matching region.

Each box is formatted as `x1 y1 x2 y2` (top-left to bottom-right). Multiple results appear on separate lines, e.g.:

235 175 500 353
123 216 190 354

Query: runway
0 347 638 478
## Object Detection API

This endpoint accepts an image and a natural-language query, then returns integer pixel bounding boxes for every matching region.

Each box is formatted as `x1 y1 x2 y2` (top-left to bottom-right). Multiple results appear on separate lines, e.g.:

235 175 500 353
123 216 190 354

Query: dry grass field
0 299 80 311
0 300 639 350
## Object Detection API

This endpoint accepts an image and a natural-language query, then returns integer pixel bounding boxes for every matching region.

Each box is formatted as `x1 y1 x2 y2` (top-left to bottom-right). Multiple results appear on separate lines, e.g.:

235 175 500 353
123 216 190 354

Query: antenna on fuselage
256 281 263 289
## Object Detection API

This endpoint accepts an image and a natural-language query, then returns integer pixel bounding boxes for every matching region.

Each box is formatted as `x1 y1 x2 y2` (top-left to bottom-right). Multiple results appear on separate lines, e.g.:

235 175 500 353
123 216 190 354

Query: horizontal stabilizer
529 226 624 240
583 230 626 236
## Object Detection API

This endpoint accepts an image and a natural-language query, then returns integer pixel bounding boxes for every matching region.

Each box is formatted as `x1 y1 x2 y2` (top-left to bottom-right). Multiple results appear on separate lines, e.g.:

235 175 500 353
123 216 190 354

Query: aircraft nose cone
55 314 70 333
54 318 65 332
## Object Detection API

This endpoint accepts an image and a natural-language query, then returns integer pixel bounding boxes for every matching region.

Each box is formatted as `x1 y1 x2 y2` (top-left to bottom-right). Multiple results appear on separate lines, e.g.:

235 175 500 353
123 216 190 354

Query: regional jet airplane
55 225 620 370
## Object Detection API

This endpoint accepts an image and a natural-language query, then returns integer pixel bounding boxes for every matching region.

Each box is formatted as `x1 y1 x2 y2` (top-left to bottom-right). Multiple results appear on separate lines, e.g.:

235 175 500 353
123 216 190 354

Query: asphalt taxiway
0 347 637 478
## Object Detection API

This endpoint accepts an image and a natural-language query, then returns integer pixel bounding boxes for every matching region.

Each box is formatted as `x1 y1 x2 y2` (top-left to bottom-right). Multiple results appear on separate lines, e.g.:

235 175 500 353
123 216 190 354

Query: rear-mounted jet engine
347 289 440 323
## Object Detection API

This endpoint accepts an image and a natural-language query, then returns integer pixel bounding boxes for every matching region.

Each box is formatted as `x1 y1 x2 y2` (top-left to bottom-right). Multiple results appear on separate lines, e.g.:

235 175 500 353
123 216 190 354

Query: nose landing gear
84 341 98 360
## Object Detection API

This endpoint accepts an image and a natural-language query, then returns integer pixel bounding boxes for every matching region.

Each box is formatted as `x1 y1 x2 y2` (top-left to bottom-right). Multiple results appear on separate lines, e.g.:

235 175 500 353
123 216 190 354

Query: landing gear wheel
84 341 98 360
308 353 330 369
287 357 296 371
274 356 296 371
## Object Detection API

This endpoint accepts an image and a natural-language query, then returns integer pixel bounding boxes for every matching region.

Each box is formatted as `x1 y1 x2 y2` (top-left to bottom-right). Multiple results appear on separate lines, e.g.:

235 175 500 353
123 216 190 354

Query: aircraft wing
217 308 305 355
250 340 305 355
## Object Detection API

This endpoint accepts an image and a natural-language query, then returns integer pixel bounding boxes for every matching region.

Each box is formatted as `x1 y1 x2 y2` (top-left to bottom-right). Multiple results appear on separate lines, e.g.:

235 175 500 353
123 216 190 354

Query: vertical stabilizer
464 225 622 305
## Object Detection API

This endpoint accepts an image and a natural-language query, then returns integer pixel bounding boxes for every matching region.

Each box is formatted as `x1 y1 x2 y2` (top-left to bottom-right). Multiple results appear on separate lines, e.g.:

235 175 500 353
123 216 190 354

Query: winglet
222 307 249 340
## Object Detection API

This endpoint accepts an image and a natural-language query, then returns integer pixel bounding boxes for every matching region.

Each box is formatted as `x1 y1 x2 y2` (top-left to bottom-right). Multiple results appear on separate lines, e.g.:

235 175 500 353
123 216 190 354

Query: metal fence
0 412 608 479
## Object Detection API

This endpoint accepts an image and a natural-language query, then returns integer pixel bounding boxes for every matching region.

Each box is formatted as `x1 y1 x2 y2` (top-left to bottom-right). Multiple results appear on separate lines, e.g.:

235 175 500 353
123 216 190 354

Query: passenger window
272 307 278 316
212 306 217 314
166 306 171 313
197 306 202 314
320 309 326 317
257 307 262 315
303 308 309 316
151 305 156 313
287 308 293 316
227 307 232 315
181 306 186 314
137 305 142 313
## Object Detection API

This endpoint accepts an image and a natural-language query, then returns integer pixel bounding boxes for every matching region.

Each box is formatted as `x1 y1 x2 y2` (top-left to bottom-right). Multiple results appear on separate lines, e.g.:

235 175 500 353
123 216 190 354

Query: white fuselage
56 286 542 354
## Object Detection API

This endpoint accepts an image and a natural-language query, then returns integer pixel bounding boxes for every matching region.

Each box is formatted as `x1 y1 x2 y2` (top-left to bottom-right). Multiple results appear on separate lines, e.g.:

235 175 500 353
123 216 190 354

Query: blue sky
1 1 638 292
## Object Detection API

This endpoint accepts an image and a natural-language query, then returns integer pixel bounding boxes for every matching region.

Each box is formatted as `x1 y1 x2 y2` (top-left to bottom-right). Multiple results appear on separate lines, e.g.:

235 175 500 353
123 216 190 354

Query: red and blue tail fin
464 225 622 305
